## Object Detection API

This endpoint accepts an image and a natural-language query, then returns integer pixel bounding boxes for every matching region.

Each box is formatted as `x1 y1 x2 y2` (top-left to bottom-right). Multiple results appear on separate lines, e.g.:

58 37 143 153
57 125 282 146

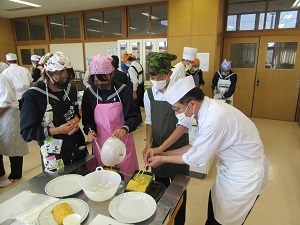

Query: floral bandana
44 51 73 72
89 54 114 75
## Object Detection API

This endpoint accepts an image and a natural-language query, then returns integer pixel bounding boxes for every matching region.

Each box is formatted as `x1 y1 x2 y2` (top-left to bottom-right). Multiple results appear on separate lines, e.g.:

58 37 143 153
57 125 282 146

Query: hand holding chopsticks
89 128 101 153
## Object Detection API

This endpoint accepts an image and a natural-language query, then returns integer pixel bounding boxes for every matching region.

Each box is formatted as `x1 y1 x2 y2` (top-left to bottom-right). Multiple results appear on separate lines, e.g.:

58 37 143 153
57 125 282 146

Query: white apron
0 107 29 156
213 72 235 104
211 156 269 225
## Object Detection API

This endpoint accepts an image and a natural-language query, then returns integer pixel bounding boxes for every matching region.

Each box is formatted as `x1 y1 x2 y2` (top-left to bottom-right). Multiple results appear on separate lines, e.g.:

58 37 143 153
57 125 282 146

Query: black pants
134 99 143 124
0 155 23 179
155 176 187 225
18 99 23 111
205 191 259 225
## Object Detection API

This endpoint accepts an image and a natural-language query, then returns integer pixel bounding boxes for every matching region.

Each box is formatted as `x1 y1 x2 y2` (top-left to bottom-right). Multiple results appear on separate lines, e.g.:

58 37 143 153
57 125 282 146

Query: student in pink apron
81 54 139 176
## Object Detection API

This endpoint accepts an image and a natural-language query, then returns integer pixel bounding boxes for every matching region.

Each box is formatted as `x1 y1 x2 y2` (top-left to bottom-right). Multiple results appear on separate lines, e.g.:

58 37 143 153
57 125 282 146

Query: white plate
109 192 156 223
37 198 89 225
45 174 83 197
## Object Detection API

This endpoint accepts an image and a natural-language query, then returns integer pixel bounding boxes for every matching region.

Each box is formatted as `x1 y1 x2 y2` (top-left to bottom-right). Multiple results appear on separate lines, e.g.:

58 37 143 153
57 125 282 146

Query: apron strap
147 88 154 101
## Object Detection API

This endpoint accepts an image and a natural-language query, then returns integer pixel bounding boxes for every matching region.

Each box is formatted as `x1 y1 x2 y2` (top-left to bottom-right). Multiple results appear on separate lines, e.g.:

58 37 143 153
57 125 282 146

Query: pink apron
93 90 139 176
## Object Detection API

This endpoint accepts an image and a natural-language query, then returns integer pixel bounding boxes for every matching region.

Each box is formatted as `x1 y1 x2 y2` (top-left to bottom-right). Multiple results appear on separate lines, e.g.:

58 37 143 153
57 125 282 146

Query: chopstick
89 128 101 153
134 163 148 181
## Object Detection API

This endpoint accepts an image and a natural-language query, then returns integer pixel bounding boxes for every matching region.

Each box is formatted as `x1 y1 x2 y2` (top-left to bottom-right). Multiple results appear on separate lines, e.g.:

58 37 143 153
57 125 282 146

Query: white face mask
150 79 167 91
176 102 194 124
185 63 192 69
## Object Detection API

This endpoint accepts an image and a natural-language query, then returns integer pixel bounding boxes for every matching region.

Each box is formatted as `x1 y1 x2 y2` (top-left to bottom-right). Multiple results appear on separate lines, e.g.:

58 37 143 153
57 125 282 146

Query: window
265 42 298 69
20 49 31 65
129 6 150 36
49 13 81 40
240 14 256 31
230 43 257 68
128 4 167 36
278 11 298 29
49 15 64 39
265 12 276 29
85 11 103 38
227 15 237 31
14 19 29 41
29 18 46 40
104 10 122 37
65 14 81 39
151 4 167 34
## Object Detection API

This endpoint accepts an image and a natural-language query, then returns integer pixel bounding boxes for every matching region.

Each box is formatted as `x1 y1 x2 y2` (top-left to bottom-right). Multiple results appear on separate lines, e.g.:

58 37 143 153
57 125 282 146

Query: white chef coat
128 61 143 91
182 96 269 225
2 64 32 100
83 69 90 88
170 62 186 85
0 73 18 109
0 73 28 157
144 86 191 129
0 62 9 73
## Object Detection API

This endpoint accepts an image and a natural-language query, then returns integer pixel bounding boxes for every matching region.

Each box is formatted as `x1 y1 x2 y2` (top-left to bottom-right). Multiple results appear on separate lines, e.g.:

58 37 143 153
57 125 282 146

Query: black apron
51 100 87 165
148 88 189 178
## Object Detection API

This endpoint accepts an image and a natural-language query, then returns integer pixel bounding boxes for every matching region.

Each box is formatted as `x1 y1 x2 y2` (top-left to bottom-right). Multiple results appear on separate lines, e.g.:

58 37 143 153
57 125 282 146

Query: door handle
256 78 260 86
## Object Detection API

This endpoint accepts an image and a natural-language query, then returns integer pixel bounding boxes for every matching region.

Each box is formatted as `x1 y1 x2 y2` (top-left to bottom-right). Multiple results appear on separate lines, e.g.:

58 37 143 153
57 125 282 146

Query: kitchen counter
0 155 190 225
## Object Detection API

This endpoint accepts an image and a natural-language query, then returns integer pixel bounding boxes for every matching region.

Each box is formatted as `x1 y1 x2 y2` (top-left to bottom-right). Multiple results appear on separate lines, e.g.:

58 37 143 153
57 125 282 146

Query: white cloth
143 86 190 129
0 62 9 73
182 97 269 224
2 64 32 100
128 61 143 91
0 73 19 109
170 62 186 85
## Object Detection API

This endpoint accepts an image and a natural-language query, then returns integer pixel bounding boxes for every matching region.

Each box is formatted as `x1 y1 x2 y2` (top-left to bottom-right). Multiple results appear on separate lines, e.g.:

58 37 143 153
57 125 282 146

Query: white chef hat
182 47 197 61
165 76 196 105
6 53 17 61
31 55 41 62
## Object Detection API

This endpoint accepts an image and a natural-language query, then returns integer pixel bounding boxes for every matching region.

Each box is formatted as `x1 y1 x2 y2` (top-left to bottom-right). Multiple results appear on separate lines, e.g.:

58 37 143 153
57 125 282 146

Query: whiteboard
50 43 84 71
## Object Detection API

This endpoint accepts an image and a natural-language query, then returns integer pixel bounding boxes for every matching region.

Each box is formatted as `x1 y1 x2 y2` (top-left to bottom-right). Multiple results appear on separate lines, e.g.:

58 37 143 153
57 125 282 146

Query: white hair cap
182 47 197 61
31 55 41 61
165 76 196 105
6 53 17 61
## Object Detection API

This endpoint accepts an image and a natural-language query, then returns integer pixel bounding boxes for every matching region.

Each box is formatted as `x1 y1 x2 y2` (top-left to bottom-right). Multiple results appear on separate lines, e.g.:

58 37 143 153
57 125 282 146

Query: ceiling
0 0 165 19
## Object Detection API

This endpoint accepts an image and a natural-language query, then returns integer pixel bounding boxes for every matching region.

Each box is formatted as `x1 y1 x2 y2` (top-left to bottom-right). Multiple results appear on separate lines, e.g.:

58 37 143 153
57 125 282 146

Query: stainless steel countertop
0 155 190 225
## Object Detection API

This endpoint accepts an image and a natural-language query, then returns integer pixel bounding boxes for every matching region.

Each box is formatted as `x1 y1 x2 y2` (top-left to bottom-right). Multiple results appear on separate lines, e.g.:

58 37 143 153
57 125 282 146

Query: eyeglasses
172 102 190 113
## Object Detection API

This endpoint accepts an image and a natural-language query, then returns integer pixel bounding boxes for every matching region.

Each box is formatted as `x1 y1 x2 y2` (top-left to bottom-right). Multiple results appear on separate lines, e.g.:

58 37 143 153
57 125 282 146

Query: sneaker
0 179 19 188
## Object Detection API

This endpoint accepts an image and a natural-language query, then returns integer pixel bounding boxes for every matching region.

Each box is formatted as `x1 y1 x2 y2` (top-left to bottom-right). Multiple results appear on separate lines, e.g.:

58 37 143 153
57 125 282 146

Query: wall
0 17 15 62
168 0 225 97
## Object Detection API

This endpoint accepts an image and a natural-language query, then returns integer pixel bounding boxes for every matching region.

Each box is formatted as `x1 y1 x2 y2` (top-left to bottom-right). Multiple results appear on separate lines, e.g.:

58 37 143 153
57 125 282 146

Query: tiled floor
1 114 300 225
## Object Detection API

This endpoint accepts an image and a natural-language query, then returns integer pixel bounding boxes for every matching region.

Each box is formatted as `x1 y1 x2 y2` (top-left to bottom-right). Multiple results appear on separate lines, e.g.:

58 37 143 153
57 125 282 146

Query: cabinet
117 38 167 85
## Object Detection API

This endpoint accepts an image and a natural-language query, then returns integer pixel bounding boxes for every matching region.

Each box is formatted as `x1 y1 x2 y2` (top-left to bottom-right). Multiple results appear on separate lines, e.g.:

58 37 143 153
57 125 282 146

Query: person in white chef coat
146 75 269 225
0 73 29 188
169 47 197 85
2 53 33 110
0 61 9 73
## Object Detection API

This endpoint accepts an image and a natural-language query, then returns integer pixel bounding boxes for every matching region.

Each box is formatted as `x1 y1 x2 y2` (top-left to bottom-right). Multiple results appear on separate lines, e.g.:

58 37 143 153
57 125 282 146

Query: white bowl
80 167 121 202
101 137 126 166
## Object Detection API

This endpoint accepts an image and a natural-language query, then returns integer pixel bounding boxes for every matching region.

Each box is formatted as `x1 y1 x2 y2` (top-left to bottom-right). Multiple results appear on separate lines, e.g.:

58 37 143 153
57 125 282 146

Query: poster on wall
107 46 118 56
197 53 209 72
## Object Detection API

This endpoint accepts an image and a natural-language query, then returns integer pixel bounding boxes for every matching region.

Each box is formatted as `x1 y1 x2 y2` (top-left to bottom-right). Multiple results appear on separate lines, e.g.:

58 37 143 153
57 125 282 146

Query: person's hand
133 91 138 100
213 89 218 94
112 128 127 138
143 147 162 163
66 117 80 135
147 155 165 168
87 130 97 142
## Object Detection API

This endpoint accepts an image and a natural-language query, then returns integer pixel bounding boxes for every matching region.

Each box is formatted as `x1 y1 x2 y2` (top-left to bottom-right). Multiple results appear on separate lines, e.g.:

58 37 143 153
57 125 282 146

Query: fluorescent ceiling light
87 29 101 33
141 13 159 20
50 22 70 27
113 33 122 36
129 27 138 30
9 0 41 7
89 18 110 23
292 0 300 7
